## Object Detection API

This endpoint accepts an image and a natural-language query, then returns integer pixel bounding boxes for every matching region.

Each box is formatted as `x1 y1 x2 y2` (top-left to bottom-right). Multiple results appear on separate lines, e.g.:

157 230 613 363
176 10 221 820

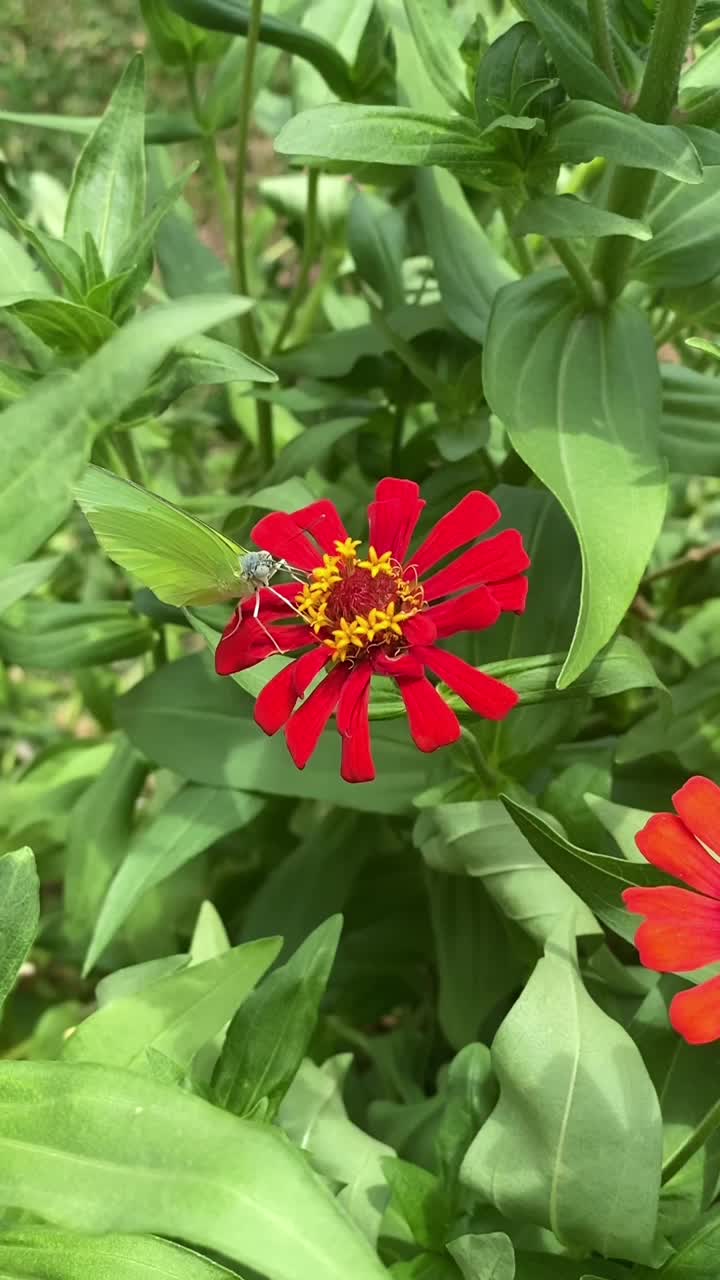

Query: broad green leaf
425 869 518 1050
276 106 519 187
64 737 150 951
474 21 553 127
0 1230 240 1280
0 195 87 298
167 0 355 98
278 1055 394 1245
632 168 720 288
349 189 406 311
264 417 364 484
212 916 342 1119
65 938 280 1069
0 296 116 354
149 151 232 297
402 0 473 117
65 56 146 272
0 557 58 615
522 0 624 107
0 292 253 570
416 168 515 343
0 848 39 1013
434 1043 497 1197
650 599 720 668
461 926 663 1263
382 1159 448 1251
170 333 277 385
108 162 198 314
0 601 153 669
501 795 671 944
0 744 114 853
416 799 599 948
291 0 373 113
513 194 652 241
85 785 263 973
536 101 703 184
447 1233 515 1280
117 652 432 814
0 1060 388 1280
390 1256 456 1279
483 271 667 687
661 364 720 475
0 228 53 297
583 795 651 862
617 660 720 774
652 1204 720 1275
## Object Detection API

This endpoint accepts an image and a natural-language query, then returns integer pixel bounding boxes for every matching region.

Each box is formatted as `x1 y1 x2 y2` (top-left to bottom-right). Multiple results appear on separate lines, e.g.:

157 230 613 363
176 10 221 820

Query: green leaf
171 333 277 385
0 601 153 669
141 0 228 65
0 557 58 615
686 335 720 360
632 168 720 288
536 101 703 184
0 296 116 354
84 785 262 973
349 189 406 311
483 271 667 687
383 1159 449 1252
617 660 720 774
500 795 670 944
661 364 720 475
474 21 554 127
513 194 652 241
117 652 431 814
64 56 147 273
0 107 207 144
0 848 39 1013
461 926 663 1263
0 1060 389 1280
0 228 54 297
0 292 252 570
447 1233 515 1280
416 168 515 343
416 799 599 949
276 105 519 187
0 1230 241 1280
278 1056 394 1246
0 197 87 299
402 0 473 117
522 0 623 107
167 0 355 98
65 938 281 1070
213 916 342 1119
652 1204 720 1275
434 1044 497 1197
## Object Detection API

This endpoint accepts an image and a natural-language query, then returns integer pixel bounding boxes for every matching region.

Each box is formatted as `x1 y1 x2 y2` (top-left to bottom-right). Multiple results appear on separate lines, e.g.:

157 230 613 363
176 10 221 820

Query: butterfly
74 466 307 637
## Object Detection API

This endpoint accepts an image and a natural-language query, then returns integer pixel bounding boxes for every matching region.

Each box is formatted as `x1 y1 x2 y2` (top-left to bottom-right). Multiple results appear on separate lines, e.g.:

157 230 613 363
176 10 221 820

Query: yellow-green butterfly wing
75 465 252 607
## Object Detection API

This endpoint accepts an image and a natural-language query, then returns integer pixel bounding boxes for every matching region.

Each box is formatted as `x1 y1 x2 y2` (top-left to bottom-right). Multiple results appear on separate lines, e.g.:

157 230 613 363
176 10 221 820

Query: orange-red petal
622 885 720 971
636 812 720 898
670 975 720 1045
673 776 720 860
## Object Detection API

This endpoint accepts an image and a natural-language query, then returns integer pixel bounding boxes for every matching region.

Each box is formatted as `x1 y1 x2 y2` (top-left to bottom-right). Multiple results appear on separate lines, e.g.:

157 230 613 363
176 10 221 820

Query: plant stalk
550 239 603 308
592 0 698 298
233 0 274 470
662 1096 720 1186
587 0 624 98
271 167 319 354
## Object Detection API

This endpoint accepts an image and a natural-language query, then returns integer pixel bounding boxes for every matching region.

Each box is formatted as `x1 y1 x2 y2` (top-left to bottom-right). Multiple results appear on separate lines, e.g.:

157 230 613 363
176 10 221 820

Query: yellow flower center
296 540 424 662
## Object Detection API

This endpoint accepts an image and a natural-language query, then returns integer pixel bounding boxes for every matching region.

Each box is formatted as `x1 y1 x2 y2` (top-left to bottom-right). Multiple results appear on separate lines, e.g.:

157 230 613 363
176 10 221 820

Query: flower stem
587 0 624 98
662 1096 720 1186
271 167 319 354
550 239 603 309
592 0 698 299
233 0 274 470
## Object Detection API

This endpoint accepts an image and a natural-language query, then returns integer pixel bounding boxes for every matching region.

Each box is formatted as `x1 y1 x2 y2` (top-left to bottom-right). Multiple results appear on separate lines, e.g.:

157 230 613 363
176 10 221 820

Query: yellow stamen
357 547 394 578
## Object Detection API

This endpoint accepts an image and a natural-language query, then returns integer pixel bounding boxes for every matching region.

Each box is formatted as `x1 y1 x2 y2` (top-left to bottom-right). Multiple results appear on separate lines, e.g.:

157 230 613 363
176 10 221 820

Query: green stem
587 0 624 98
550 239 603 308
592 0 697 298
662 1097 720 1186
233 0 274 471
271 167 319 354
500 192 533 275
205 134 235 251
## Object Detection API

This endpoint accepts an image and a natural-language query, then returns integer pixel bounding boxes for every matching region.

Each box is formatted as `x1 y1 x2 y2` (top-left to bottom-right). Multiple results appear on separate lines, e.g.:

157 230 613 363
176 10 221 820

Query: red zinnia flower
215 478 530 783
623 776 720 1045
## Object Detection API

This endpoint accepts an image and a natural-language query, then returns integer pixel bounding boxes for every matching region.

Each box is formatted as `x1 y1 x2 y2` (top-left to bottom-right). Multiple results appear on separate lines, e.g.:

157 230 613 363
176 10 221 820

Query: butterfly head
240 549 279 588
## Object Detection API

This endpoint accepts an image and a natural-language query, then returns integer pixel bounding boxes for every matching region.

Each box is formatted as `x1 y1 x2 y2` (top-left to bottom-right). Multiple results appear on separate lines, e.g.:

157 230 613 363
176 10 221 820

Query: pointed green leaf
483 271 667 687
633 168 720 288
65 56 147 272
0 1061 389 1280
0 297 116 354
513 194 652 241
402 0 473 117
0 557 58 615
0 1230 240 1280
0 848 39 1013
537 101 703 184
447 1233 515 1280
0 228 54 297
522 0 624 107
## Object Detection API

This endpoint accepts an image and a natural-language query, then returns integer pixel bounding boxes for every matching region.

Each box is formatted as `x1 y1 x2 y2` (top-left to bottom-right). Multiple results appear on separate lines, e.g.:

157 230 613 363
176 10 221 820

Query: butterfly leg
223 603 244 639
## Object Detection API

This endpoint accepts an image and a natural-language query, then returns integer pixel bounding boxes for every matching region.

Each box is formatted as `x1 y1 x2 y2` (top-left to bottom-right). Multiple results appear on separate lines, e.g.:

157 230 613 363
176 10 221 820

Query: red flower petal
490 576 529 614
636 813 720 898
337 664 374 783
417 645 519 720
215 616 301 675
239 582 299 620
290 499 350 555
422 529 530 602
426 586 501 638
397 675 461 752
373 650 425 678
402 613 437 646
368 478 425 561
622 886 720 971
285 664 348 769
255 646 328 736
670 975 720 1045
409 492 500 577
673 776 720 859
250 512 322 572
